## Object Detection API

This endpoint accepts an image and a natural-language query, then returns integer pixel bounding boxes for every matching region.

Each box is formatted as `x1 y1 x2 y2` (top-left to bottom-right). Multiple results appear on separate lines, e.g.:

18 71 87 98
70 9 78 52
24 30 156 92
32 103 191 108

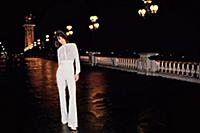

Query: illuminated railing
157 60 200 78
80 54 200 84
80 55 90 63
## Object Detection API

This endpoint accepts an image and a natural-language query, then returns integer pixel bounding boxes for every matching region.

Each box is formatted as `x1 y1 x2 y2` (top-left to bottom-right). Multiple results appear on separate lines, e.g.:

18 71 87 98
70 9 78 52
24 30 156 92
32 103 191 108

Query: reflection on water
77 69 112 133
24 58 112 133
25 57 59 114
86 71 109 119
2 57 200 133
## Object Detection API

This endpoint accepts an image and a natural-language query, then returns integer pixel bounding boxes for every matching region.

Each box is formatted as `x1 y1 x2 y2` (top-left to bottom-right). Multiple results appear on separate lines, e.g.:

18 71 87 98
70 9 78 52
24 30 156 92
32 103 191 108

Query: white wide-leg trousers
56 62 78 128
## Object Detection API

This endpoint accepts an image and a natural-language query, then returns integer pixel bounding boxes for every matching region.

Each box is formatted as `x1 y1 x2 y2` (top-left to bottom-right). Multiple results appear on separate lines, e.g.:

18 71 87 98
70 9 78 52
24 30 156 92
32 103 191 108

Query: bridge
80 52 200 84
4 49 199 84
1 56 200 133
15 14 199 85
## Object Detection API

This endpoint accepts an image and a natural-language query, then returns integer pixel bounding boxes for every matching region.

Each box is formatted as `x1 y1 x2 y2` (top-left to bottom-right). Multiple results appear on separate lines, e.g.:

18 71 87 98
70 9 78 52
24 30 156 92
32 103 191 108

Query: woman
54 30 81 131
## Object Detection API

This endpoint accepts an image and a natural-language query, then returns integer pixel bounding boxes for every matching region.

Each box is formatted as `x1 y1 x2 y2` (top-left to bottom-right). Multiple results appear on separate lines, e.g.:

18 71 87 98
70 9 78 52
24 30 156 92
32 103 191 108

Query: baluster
181 63 185 76
191 64 195 77
185 64 190 76
197 64 200 78
169 62 172 73
126 59 128 67
131 59 133 68
134 60 137 69
177 62 180 74
118 58 121 66
127 59 129 68
157 60 160 71
160 61 164 72
172 62 176 74
164 62 168 73
133 59 135 69
115 58 119 66
128 59 130 68
119 58 121 66
130 59 133 68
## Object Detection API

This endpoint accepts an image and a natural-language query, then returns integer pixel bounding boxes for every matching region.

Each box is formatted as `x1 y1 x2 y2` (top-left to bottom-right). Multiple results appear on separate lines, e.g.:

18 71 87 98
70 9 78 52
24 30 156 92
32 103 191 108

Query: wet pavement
1 57 200 133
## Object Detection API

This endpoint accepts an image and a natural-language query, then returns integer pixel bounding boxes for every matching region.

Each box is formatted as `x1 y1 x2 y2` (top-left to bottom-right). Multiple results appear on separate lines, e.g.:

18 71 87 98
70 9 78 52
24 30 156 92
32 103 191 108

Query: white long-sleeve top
57 43 81 74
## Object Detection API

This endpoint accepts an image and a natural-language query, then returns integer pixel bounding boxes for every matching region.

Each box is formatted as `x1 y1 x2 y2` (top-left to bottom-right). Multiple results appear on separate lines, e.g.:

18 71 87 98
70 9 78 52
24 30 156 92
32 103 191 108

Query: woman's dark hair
53 30 69 48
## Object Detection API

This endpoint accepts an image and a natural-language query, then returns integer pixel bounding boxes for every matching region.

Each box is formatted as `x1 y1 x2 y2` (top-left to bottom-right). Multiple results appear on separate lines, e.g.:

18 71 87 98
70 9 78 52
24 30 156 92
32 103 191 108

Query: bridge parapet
80 53 200 84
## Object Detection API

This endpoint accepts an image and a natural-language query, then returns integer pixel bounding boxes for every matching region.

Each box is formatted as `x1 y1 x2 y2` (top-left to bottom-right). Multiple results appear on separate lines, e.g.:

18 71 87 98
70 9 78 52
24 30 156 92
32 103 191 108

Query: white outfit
56 43 81 128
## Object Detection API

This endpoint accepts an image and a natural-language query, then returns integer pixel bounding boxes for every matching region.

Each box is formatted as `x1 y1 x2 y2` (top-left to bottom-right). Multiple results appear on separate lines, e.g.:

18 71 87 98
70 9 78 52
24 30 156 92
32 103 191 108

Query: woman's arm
74 44 81 75
57 49 61 66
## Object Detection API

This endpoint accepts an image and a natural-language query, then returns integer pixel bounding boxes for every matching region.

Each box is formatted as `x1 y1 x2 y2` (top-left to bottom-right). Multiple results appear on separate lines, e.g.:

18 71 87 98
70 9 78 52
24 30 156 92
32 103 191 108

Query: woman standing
54 30 81 131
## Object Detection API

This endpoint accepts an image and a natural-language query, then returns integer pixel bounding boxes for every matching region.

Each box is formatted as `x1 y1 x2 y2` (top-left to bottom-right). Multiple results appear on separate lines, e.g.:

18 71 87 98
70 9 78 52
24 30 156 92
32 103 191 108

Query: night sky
0 0 199 57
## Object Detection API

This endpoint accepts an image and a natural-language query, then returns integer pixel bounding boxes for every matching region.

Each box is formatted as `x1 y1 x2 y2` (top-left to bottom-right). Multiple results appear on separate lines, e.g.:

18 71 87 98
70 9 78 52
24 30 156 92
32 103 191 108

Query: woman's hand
74 74 79 82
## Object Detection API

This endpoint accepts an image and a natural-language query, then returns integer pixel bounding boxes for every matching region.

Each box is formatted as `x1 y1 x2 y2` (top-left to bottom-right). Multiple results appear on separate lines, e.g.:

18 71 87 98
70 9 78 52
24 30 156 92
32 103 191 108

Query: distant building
23 13 36 49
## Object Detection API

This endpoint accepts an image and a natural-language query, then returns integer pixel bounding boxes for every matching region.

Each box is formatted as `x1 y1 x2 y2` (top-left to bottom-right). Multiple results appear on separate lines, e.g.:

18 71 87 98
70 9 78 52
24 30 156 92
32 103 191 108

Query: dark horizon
0 0 199 57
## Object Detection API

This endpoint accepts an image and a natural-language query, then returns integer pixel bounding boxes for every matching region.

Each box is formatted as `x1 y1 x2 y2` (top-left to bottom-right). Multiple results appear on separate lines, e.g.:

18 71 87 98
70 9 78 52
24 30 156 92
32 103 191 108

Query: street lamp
88 15 100 52
89 15 99 31
45 35 50 42
66 25 73 36
138 0 159 17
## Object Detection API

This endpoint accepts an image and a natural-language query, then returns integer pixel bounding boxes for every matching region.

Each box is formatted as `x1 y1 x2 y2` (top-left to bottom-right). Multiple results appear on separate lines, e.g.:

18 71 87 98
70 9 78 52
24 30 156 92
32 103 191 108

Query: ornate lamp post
45 35 50 42
66 25 73 36
138 0 159 17
89 15 99 31
88 15 100 52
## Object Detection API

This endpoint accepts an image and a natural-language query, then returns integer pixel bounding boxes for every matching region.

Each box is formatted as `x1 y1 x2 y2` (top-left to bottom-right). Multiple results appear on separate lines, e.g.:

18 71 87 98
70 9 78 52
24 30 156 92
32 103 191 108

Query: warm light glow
93 23 99 29
66 31 73 36
90 16 98 22
66 25 72 30
85 71 108 120
89 25 94 30
138 0 158 17
68 31 73 35
45 35 50 41
37 39 40 43
138 9 146 17
143 0 152 4
65 25 73 36
89 16 100 31
150 5 159 13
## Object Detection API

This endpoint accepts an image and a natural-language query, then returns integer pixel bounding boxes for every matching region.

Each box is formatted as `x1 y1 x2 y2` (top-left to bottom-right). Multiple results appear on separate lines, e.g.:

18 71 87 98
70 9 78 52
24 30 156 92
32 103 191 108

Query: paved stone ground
1 57 200 133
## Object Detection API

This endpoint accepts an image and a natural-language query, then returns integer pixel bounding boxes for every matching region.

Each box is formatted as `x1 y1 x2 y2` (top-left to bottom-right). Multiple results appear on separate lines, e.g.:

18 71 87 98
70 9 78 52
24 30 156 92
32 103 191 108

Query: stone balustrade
80 53 200 84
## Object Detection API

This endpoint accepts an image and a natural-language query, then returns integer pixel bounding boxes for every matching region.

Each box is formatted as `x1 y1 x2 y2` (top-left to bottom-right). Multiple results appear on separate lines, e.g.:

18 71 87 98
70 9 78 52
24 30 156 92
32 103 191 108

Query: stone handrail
80 54 200 84
157 60 200 79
